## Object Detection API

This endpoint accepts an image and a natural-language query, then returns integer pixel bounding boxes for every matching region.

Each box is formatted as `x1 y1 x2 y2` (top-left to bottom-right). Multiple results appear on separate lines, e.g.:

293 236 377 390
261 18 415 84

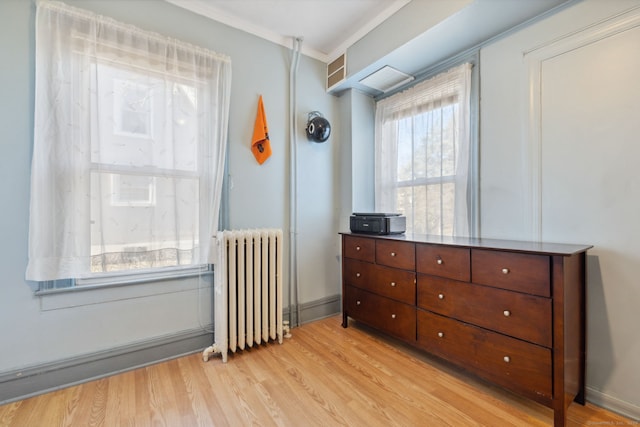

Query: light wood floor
0 315 635 426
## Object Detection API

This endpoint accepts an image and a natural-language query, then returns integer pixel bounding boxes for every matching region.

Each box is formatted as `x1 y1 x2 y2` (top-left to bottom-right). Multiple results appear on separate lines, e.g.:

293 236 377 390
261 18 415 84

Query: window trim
397 174 456 188
36 264 212 295
112 77 154 139
28 1 231 285
110 174 157 207
375 52 480 238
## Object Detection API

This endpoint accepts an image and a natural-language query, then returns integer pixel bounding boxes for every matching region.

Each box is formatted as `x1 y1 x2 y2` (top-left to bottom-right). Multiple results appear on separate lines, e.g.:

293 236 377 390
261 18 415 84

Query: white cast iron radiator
203 229 289 362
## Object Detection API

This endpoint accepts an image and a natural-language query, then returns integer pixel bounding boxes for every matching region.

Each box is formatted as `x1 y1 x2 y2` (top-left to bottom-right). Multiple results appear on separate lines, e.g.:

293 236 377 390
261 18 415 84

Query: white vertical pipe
289 37 303 327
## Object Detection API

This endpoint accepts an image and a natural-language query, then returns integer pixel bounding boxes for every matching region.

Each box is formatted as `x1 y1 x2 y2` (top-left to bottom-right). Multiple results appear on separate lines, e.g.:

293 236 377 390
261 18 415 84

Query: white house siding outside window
374 63 473 237
27 1 231 284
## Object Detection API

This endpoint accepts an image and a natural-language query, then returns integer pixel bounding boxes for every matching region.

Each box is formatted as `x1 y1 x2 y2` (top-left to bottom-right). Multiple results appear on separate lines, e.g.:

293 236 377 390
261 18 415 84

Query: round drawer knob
356 300 361 306
356 246 361 251
438 332 444 338
436 258 443 265
503 310 511 317
503 356 511 363
391 314 396 319
390 282 396 287
390 252 396 257
356 272 361 278
438 294 444 300
502 268 510 274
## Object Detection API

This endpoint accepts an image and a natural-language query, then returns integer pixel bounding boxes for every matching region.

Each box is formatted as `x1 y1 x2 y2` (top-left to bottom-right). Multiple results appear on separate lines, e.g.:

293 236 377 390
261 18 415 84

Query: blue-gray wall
2 0 639 419
0 0 340 401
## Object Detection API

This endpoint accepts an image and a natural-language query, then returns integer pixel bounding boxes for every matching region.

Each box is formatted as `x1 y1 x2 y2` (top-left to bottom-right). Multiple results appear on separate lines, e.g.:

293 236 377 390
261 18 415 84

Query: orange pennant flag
251 95 272 165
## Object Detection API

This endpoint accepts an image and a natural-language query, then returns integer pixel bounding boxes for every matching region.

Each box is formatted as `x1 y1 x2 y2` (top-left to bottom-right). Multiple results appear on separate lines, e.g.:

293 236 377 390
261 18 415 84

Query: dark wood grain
417 309 553 402
471 249 551 297
344 285 416 342
343 258 373 287
343 235 375 262
342 233 592 427
344 258 416 305
417 275 552 347
375 239 415 270
416 243 471 281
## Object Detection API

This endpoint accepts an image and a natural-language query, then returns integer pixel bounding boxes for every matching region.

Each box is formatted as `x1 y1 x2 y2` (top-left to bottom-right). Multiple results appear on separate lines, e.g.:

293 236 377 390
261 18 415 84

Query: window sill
36 266 213 311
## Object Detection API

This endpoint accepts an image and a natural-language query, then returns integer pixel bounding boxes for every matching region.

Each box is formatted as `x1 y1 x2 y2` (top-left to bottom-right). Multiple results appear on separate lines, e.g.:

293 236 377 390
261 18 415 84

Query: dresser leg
553 408 566 427
342 313 348 328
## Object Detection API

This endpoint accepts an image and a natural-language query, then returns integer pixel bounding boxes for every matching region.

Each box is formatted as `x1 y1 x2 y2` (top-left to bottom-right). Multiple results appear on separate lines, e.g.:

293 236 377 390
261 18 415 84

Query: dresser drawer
344 259 415 304
376 240 415 270
343 258 374 288
343 235 375 262
417 275 552 347
472 249 550 297
417 310 552 400
371 265 415 304
416 244 470 282
416 308 474 368
474 321 552 401
345 286 416 342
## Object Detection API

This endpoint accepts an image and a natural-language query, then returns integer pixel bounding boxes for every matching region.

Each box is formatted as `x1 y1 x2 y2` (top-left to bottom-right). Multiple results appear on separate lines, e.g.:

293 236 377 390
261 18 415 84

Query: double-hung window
375 63 474 237
27 1 231 284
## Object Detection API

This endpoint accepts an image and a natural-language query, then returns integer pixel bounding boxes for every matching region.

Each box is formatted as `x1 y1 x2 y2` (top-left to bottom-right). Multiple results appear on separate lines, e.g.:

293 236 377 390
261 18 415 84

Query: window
113 79 153 138
110 174 156 207
375 63 474 237
27 2 231 284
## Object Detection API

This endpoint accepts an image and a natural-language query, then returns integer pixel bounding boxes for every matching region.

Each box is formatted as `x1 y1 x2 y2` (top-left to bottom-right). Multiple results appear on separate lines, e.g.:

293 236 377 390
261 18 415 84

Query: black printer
349 212 406 235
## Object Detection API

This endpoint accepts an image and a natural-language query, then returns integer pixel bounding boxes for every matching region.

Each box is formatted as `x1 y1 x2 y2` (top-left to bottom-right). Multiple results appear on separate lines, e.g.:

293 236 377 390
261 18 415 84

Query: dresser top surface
340 232 592 256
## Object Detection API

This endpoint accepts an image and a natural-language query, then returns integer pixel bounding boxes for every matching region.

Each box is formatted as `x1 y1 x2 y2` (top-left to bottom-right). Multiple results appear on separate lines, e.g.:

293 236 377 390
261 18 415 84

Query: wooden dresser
341 232 591 427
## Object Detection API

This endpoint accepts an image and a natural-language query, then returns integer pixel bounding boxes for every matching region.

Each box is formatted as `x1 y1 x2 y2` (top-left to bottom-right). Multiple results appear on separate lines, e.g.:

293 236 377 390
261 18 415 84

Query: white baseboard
0 328 212 405
0 295 342 405
283 294 341 326
587 386 640 421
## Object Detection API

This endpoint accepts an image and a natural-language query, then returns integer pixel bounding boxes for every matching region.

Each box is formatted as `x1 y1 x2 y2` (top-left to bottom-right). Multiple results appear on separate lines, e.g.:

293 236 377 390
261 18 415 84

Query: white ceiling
165 0 410 62
166 0 574 94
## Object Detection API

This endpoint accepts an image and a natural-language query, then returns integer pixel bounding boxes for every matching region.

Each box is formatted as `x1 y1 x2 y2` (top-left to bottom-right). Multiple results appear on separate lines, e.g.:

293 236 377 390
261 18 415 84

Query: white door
540 21 640 399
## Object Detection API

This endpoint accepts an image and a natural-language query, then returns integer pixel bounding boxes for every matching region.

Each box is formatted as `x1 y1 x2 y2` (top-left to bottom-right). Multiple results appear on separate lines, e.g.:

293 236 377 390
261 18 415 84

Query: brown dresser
341 232 591 427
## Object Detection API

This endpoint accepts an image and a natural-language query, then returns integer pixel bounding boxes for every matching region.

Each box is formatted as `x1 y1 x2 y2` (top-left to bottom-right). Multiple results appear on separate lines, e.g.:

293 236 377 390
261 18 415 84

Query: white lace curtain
374 63 472 237
27 1 231 281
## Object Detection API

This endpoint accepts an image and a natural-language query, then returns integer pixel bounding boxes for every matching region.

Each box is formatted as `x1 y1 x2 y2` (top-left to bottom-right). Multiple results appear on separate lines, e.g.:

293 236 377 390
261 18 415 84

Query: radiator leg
202 343 228 363
283 320 292 340
202 345 217 362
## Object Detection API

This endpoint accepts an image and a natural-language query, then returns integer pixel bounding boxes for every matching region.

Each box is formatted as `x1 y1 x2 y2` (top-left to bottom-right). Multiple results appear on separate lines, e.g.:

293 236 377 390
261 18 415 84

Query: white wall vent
359 65 414 93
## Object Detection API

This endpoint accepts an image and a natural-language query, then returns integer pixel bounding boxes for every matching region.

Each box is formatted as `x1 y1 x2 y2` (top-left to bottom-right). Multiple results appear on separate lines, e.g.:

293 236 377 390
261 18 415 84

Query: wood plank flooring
0 315 636 426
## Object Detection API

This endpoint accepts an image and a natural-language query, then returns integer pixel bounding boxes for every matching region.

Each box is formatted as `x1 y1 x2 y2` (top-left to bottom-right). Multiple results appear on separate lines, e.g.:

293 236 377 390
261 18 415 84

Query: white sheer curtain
27 1 231 281
374 63 472 237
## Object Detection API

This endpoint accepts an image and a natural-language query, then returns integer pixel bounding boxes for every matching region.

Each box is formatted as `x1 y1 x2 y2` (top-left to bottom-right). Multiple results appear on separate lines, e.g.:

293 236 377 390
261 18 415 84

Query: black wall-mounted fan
305 111 331 143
